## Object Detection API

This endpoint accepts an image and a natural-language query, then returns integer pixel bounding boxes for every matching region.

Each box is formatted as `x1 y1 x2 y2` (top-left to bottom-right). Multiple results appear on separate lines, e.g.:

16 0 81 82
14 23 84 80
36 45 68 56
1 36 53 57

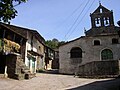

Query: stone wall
6 54 30 80
75 60 120 78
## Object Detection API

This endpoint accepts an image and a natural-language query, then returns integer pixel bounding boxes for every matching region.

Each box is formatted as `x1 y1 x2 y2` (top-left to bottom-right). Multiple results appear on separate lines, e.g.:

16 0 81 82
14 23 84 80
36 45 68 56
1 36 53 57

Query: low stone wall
76 60 120 78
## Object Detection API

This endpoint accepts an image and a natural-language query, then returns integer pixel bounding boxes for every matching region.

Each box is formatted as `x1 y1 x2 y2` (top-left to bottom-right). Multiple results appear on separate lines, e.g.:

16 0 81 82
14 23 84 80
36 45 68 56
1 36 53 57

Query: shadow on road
38 69 59 74
67 78 120 90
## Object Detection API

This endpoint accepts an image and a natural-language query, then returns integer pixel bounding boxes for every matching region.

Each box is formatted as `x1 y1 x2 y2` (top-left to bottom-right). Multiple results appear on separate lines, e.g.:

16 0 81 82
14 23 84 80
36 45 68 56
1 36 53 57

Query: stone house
0 23 28 79
45 46 55 70
0 23 45 79
52 48 59 69
24 30 45 73
59 4 120 77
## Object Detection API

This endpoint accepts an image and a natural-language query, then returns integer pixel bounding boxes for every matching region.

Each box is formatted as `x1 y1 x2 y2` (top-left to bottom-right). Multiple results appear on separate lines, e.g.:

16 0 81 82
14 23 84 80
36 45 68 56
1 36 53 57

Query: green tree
45 38 65 49
0 0 27 23
58 41 65 47
45 40 58 49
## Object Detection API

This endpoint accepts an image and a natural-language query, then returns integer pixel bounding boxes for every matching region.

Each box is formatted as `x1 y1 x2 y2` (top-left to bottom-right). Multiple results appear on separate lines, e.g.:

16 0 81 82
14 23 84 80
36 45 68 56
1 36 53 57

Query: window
27 57 31 69
112 38 118 44
100 8 103 13
70 47 82 58
94 40 100 45
15 36 21 44
101 49 113 60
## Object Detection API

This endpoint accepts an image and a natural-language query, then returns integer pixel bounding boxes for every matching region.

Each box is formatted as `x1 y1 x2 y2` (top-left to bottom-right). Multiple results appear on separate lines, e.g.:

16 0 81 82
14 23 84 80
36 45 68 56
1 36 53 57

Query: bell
97 18 99 24
106 20 108 24
105 17 109 24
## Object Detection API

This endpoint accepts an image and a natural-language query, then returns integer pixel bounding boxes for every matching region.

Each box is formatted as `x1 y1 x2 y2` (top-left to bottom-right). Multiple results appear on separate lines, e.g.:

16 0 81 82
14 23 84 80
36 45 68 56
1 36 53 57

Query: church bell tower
90 3 114 28
85 3 118 36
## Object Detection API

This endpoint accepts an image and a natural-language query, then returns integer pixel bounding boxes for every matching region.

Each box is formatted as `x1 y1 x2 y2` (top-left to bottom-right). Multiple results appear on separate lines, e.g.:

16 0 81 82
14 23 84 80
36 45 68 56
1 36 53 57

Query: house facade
0 23 27 79
59 4 120 76
25 30 45 73
0 23 45 79
45 46 55 70
52 49 59 69
8 24 46 74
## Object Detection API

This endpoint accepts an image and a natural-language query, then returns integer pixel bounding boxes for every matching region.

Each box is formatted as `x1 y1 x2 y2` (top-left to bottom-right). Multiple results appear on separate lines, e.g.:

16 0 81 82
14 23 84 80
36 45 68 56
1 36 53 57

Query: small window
94 40 100 45
100 8 103 13
112 38 118 44
70 47 82 58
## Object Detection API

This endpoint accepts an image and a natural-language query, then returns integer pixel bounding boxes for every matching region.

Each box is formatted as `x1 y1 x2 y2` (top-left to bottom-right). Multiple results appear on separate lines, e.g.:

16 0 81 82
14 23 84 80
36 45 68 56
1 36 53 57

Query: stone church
59 3 120 77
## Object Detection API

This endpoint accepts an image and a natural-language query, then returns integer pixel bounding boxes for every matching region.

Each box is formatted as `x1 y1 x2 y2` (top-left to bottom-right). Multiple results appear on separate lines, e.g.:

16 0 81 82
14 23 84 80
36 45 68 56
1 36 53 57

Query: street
0 73 120 90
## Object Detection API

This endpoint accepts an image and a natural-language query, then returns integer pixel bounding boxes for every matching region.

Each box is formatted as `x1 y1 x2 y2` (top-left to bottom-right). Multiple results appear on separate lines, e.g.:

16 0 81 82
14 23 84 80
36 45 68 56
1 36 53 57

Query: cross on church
99 0 101 5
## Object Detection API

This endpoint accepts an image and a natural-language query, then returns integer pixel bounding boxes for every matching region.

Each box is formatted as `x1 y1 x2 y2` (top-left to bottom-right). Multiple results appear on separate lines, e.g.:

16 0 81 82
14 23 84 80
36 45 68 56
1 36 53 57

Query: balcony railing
0 38 21 54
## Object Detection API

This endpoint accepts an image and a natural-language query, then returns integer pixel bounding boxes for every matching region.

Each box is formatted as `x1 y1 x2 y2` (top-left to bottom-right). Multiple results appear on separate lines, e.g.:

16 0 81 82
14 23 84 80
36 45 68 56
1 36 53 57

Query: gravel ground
0 73 119 90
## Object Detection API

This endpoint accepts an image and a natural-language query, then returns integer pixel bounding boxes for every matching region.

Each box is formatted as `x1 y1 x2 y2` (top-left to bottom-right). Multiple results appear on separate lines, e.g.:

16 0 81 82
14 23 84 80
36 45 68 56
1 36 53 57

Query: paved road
0 73 120 90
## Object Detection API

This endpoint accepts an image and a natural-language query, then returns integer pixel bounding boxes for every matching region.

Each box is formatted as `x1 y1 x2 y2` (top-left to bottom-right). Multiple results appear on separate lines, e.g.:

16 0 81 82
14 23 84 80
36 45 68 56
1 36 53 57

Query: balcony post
13 34 16 41
20 38 23 54
2 29 6 39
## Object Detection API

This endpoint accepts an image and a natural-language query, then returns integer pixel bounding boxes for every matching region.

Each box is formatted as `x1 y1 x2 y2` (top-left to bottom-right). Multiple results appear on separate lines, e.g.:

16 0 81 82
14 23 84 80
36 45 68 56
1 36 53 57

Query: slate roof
0 22 45 45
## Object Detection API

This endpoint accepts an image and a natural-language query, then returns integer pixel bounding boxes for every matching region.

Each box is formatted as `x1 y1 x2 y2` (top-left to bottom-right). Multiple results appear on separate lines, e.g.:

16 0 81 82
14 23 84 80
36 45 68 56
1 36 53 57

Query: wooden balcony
0 38 21 54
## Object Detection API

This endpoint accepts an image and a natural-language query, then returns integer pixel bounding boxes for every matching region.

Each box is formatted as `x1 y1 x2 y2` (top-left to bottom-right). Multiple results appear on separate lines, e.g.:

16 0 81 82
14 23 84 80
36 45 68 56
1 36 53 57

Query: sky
11 0 120 41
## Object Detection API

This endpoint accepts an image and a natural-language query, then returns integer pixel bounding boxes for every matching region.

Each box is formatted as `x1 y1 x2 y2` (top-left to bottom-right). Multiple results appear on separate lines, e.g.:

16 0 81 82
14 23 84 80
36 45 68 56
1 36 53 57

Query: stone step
15 73 25 80
25 73 36 79
0 74 5 78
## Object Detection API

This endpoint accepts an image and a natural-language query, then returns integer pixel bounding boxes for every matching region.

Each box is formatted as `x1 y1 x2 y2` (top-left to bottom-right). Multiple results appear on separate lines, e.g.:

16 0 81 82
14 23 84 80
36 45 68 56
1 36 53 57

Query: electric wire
44 0 84 37
64 0 90 40
65 0 96 40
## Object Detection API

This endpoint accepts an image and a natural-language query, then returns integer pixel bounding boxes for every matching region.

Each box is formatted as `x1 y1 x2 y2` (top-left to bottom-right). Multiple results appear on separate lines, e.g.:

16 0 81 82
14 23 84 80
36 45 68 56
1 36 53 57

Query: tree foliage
45 38 65 49
0 0 27 23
